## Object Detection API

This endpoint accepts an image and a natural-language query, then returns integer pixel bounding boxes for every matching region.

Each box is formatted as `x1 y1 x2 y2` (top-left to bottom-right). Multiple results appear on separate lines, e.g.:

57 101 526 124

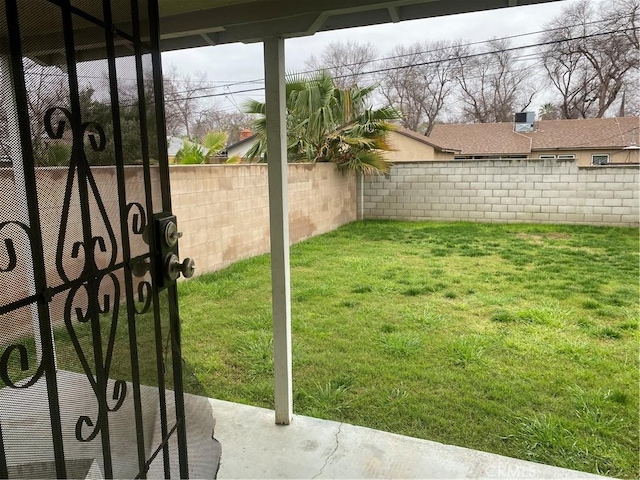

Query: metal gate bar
0 0 192 477
147 0 190 476
3 1 67 477
102 0 148 476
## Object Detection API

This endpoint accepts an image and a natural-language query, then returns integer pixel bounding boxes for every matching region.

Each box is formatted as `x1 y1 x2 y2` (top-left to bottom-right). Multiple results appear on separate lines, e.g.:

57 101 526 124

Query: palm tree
175 131 227 164
538 102 560 120
244 71 399 174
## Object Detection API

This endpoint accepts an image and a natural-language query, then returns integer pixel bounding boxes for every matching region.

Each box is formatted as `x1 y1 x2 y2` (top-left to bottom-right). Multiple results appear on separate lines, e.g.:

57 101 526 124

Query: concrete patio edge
208 398 611 479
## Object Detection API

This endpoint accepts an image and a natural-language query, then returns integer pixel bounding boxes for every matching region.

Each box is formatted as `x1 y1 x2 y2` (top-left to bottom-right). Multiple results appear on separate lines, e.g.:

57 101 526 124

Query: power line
301 11 635 74
167 27 636 103
165 13 635 97
335 27 638 77
164 86 264 103
18 14 633 99
173 12 635 95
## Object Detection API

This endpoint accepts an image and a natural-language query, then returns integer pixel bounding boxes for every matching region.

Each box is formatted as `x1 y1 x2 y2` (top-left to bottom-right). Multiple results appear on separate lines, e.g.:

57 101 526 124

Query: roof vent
514 111 535 133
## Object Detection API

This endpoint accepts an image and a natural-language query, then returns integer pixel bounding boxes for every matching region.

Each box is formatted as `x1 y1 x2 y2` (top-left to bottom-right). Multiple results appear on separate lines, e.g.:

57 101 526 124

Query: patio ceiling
158 0 563 49
0 0 563 64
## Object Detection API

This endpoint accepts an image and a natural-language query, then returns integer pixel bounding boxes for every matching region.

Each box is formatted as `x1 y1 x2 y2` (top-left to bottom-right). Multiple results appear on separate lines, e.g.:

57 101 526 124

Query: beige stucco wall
170 163 357 274
433 150 456 161
0 163 355 339
384 131 439 162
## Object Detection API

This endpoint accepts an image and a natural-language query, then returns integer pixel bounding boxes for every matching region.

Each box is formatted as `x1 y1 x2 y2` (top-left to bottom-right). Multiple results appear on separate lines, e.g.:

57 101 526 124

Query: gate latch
152 213 195 289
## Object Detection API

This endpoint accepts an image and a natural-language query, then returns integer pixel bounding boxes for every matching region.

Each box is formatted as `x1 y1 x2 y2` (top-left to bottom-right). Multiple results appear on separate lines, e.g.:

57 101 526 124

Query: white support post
263 36 293 425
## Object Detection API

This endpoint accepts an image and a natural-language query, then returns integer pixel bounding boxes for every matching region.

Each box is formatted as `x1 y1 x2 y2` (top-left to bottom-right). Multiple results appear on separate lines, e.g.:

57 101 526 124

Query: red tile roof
425 117 640 155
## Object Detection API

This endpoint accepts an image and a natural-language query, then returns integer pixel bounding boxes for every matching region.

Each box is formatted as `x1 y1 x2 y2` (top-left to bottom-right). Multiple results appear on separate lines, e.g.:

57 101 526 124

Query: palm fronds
243 71 400 174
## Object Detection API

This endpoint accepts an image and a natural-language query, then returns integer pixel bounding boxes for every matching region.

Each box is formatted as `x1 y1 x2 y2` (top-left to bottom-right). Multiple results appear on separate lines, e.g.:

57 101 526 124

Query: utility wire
18 14 633 98
164 12 636 96
300 13 633 73
334 27 638 77
164 27 637 103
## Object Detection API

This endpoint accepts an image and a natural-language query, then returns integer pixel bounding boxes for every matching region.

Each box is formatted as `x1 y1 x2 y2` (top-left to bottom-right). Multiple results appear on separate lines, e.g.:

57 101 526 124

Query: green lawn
178 220 639 478
8 220 635 477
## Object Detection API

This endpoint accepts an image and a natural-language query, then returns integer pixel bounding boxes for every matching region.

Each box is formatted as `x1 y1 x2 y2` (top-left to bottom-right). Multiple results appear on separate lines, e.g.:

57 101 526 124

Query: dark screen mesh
0 1 213 478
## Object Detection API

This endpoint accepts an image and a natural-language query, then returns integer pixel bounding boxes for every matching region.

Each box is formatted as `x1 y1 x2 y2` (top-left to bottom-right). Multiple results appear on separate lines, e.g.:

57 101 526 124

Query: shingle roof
393 126 460 153
225 133 258 151
426 117 640 155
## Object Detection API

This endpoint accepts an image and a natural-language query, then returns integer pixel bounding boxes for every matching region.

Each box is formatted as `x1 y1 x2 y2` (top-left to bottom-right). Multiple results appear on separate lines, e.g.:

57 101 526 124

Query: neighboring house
423 116 640 166
225 129 258 160
384 127 460 162
208 117 640 167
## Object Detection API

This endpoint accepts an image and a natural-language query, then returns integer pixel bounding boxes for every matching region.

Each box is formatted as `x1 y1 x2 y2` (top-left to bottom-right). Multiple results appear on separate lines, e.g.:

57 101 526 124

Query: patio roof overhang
156 0 562 50
0 0 562 63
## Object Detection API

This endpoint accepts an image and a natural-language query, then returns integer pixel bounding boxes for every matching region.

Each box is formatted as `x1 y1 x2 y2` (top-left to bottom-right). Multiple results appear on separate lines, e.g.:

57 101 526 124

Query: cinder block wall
363 159 639 227
171 163 357 275
0 163 354 337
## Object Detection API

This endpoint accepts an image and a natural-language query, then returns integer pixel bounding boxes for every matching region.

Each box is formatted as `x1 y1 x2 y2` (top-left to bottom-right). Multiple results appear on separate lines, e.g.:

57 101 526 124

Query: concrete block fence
362 159 639 227
0 163 355 338
171 163 357 274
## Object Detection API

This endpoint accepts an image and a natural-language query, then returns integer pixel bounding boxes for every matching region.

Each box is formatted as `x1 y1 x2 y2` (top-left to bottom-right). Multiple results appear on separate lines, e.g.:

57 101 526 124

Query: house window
592 154 609 165
539 155 556 159
557 154 575 159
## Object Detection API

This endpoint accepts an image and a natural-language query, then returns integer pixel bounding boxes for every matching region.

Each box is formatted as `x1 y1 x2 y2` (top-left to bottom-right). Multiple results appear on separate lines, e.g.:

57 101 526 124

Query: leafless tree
540 0 639 118
377 41 462 134
455 38 536 123
0 59 67 159
163 67 212 139
192 109 253 145
616 87 640 117
25 62 68 141
377 44 424 131
304 41 377 89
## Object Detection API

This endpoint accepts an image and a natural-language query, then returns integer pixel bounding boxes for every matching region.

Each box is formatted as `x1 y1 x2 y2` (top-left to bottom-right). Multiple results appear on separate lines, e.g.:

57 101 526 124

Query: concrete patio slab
0 371 221 479
210 398 610 479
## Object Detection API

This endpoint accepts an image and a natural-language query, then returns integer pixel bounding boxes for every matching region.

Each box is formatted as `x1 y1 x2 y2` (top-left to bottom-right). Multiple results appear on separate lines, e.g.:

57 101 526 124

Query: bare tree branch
455 38 536 123
377 41 461 133
163 67 211 139
540 0 639 118
304 41 377 89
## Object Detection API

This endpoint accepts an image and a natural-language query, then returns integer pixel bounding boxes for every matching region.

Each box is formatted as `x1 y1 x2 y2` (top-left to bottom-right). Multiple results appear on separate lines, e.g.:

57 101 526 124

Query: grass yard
178 220 639 478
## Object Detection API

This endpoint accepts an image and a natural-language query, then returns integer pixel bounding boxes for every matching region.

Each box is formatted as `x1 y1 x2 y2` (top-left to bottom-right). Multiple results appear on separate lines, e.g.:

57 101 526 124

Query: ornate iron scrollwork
44 105 140 443
0 106 151 445
127 202 147 236
0 344 45 389
46 107 119 283
0 220 46 387
1 1 193 477
64 272 128 442
0 105 152 443
0 221 30 274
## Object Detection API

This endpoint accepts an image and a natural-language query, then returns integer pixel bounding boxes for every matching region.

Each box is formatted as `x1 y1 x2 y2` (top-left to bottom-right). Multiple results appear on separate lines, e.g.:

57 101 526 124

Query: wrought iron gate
0 0 197 477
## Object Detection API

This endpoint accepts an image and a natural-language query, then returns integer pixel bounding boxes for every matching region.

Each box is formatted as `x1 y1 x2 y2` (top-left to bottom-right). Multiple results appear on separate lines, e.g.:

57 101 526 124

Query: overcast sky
161 0 601 115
